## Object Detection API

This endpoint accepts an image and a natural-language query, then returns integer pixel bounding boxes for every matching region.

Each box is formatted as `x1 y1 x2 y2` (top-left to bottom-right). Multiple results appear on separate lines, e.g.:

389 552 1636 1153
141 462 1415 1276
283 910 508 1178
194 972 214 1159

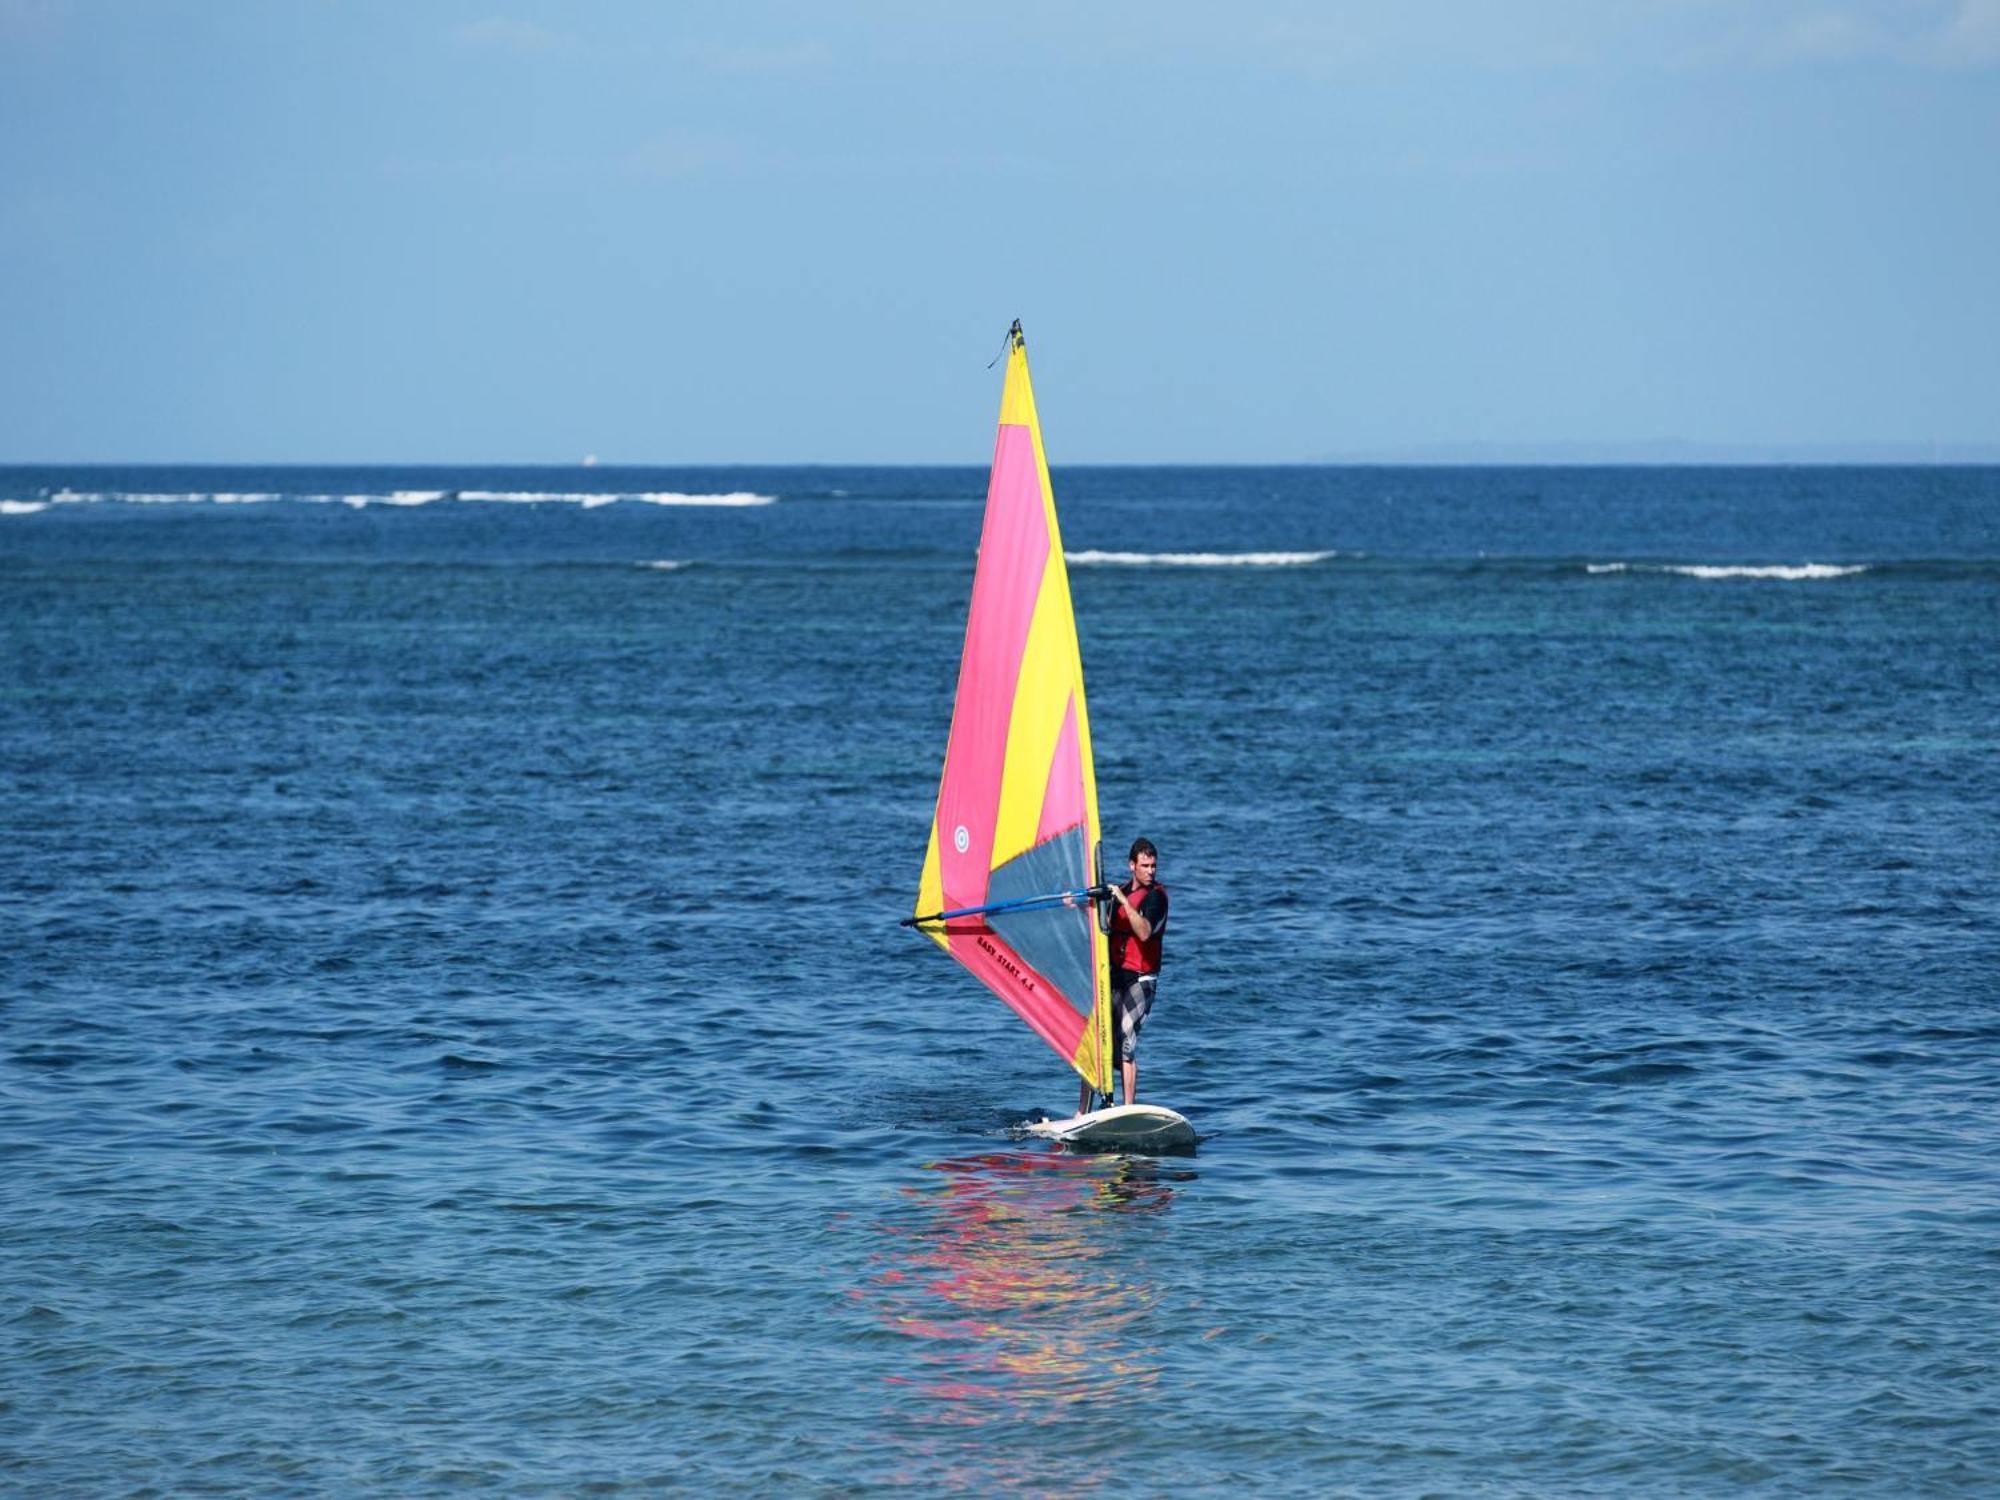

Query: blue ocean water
3 465 1997 1495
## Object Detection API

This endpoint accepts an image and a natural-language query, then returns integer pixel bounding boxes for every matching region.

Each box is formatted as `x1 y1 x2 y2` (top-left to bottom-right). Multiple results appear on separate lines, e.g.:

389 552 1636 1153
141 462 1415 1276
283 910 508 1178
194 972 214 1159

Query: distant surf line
456 491 774 508
1586 562 1870 580
5 490 778 512
1066 549 1340 567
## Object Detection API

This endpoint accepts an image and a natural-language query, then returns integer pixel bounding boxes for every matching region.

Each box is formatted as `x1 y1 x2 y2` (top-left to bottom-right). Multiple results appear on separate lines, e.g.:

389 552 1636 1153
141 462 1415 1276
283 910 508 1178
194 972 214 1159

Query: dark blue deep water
4 466 1998 1495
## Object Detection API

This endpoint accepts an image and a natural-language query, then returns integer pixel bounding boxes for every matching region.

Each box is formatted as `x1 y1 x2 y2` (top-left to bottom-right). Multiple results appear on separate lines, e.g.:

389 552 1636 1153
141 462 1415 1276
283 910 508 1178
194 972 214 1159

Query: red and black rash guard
1109 880 1168 981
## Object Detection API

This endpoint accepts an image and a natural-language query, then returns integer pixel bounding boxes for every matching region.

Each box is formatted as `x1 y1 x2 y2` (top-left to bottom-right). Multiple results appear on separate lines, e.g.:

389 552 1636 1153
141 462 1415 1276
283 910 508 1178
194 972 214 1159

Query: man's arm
1137 886 1167 938
1114 885 1160 943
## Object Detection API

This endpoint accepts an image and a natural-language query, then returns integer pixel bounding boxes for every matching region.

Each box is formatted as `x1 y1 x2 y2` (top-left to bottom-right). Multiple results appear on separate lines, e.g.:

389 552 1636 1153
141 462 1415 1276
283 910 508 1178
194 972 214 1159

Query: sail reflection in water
860 1150 1191 1467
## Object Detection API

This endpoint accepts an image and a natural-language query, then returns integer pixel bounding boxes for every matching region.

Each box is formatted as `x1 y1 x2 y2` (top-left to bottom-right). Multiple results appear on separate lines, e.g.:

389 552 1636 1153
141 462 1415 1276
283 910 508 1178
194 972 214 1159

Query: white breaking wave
1067 549 1339 567
1588 561 1870 581
14 489 777 511
640 559 688 570
456 491 774 507
1671 563 1869 580
45 490 289 506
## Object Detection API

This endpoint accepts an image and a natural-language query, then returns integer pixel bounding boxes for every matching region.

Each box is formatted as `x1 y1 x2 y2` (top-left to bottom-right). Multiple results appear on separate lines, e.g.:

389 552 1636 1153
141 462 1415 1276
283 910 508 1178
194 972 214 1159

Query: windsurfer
1080 837 1169 1113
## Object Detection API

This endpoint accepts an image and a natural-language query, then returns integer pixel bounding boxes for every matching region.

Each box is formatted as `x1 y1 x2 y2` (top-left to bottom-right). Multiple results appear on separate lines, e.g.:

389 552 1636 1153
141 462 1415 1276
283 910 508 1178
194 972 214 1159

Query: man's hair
1129 837 1157 861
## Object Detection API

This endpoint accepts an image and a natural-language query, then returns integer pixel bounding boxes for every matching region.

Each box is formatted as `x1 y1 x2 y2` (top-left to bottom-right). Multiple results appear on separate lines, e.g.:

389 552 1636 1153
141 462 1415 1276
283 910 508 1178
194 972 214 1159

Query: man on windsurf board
1080 837 1169 1114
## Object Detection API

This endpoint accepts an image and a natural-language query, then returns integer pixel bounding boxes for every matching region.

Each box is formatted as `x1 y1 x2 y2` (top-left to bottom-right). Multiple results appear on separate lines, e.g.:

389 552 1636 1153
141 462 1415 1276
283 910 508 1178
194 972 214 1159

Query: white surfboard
1025 1103 1197 1151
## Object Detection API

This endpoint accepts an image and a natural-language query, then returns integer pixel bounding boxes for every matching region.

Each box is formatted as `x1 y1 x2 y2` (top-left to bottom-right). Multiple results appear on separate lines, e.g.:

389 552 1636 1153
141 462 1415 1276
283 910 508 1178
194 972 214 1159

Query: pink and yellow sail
915 322 1114 1095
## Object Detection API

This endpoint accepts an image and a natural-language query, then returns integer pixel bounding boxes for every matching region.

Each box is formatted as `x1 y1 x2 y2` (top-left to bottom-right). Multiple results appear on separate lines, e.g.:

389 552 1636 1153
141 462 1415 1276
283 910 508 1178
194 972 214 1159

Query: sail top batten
915 327 1112 1093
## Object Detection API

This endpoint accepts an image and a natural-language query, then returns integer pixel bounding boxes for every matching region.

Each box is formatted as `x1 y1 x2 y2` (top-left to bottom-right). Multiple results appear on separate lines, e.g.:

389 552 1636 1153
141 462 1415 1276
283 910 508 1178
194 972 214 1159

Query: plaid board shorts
1113 972 1158 1063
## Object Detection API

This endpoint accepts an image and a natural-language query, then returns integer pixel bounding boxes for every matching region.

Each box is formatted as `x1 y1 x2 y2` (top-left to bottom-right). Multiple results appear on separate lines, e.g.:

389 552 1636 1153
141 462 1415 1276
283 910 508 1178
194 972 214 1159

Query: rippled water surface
4 465 1998 1494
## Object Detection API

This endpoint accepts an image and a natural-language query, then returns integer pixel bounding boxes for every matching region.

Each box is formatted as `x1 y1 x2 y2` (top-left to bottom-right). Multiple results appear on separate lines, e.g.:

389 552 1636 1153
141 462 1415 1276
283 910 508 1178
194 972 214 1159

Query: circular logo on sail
953 824 969 854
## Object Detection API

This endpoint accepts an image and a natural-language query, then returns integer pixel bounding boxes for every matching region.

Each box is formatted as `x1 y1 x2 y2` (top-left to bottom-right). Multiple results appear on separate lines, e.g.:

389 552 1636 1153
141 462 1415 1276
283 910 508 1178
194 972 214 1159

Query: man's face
1130 852 1157 887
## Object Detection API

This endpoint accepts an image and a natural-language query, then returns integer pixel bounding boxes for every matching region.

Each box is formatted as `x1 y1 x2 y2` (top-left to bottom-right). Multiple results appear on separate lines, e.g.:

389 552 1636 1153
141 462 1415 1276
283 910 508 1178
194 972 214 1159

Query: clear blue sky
3 1 1996 462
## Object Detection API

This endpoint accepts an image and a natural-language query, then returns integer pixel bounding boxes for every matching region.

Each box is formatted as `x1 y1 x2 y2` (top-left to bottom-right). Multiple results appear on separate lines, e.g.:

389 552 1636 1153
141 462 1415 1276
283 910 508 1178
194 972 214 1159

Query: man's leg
1119 975 1155 1106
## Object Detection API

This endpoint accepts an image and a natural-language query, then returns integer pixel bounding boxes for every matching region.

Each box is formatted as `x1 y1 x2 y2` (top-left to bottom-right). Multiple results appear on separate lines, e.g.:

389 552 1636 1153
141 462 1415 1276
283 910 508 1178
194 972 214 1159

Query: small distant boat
903 322 1194 1153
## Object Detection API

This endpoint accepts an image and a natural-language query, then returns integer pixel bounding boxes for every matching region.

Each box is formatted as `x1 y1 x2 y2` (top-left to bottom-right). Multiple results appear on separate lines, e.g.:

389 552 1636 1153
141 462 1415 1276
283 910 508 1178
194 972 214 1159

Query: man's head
1128 837 1157 886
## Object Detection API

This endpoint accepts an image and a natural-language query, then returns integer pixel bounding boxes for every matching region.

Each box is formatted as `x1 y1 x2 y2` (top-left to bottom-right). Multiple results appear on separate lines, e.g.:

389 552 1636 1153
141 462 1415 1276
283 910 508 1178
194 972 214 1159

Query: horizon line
5 453 2000 469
